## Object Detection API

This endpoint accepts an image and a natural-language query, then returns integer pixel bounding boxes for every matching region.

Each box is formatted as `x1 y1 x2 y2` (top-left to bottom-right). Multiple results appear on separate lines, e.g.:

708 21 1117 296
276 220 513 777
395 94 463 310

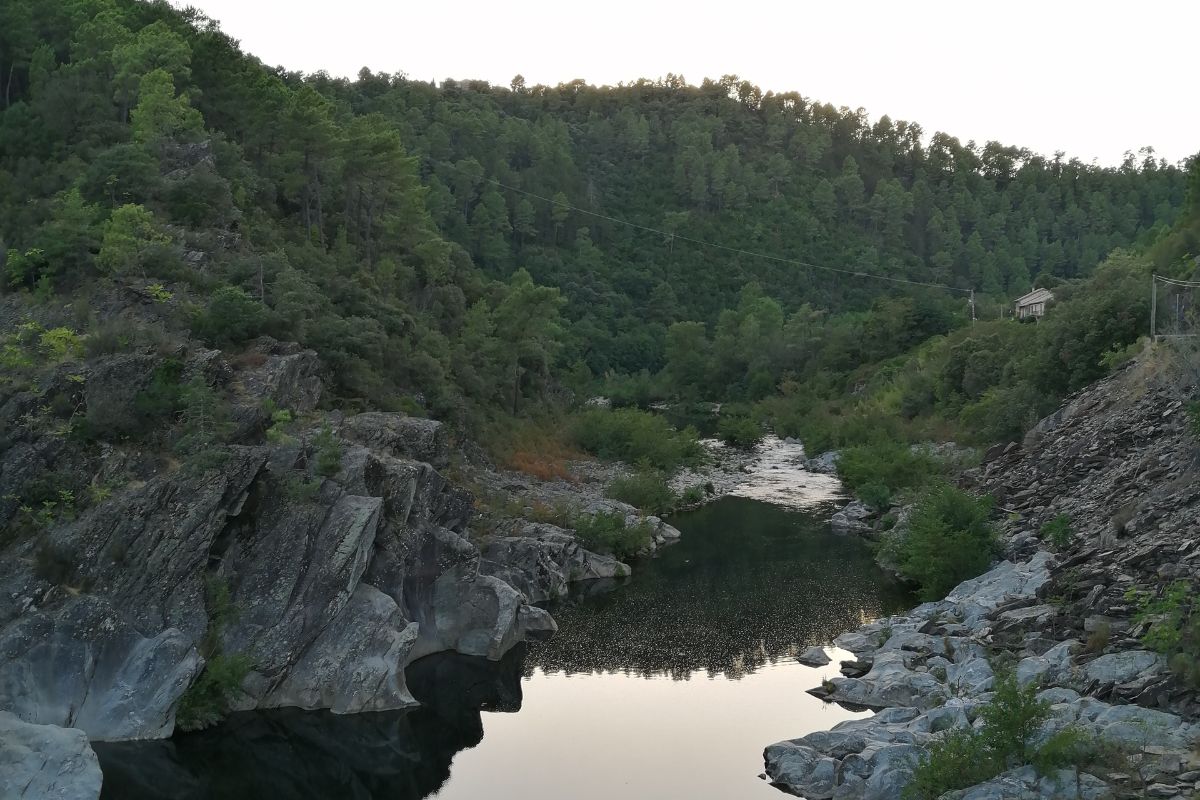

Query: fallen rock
831 500 875 535
797 646 832 667
0 712 102 800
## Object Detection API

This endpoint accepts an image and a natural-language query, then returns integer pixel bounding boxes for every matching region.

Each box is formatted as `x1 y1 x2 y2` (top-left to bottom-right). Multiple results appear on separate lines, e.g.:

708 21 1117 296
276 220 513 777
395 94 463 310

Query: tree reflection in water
528 496 912 680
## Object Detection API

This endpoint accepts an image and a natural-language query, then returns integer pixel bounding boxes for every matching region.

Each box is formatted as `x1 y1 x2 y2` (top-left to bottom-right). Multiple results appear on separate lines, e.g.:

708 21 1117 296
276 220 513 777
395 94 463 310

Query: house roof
1015 287 1054 306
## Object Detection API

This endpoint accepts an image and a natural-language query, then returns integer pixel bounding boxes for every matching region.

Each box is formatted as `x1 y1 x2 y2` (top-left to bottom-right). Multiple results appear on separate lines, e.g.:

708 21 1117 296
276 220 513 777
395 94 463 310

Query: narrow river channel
96 441 912 799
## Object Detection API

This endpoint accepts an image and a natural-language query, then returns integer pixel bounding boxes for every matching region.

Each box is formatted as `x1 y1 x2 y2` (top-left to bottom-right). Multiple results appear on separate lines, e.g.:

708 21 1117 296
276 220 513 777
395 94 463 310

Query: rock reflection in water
94 646 527 800
528 496 912 680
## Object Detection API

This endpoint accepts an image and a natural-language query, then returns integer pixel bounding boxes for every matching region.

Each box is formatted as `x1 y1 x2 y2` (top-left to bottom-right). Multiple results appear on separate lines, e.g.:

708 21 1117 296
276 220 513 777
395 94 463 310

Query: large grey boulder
1016 639 1078 687
340 413 450 468
0 712 102 800
261 585 419 713
945 766 1110 800
0 597 201 740
946 551 1055 623
480 524 630 602
831 500 875 535
805 450 841 474
1083 649 1164 686
797 646 832 667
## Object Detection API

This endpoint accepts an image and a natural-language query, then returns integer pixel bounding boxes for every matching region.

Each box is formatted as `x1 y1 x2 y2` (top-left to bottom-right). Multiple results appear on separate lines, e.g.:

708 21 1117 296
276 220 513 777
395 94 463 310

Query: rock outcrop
0 712 103 800
767 347 1200 799
0 342 575 753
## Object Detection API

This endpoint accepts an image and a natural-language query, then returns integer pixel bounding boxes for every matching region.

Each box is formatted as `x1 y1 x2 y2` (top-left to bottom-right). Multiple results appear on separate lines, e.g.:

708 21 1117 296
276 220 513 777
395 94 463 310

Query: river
96 440 912 799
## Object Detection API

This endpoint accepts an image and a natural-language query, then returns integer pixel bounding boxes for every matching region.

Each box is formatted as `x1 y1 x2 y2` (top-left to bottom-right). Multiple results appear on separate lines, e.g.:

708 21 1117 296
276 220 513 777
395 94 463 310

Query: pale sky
180 0 1197 166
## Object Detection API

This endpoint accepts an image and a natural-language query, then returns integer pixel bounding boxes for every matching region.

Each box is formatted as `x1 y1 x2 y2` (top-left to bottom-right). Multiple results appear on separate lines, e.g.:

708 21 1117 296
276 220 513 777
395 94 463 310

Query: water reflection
94 494 913 800
94 648 526 800
528 496 910 681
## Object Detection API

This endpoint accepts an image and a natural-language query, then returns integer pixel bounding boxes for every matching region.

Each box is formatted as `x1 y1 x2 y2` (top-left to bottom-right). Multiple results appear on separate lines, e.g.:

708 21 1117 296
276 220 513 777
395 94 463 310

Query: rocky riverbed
763 349 1200 800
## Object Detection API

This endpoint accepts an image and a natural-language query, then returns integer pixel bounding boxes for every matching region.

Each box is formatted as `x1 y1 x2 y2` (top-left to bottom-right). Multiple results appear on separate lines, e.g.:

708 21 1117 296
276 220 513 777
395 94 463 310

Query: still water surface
96 441 912 799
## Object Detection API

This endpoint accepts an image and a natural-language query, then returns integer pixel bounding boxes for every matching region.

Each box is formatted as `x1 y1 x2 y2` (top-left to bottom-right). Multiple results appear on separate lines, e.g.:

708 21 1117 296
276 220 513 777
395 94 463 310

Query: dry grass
488 417 586 483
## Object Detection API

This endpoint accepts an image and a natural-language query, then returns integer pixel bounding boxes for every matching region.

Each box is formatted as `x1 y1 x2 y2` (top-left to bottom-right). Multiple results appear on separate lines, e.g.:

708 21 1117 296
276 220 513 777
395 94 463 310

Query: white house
1014 287 1054 320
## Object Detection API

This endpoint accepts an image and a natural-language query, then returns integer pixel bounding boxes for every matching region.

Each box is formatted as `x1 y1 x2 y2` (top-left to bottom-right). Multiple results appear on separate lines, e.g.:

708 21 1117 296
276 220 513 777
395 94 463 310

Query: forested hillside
0 0 1194 437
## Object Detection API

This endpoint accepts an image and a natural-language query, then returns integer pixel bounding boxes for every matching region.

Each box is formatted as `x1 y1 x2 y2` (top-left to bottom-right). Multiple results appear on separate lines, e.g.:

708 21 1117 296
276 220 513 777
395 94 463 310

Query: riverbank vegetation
904 673 1128 800
882 483 999 600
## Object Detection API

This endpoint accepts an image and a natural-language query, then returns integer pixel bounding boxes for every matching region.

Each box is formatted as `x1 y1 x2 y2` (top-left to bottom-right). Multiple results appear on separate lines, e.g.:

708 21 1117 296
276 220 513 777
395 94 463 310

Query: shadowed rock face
93 648 526 800
0 348 553 744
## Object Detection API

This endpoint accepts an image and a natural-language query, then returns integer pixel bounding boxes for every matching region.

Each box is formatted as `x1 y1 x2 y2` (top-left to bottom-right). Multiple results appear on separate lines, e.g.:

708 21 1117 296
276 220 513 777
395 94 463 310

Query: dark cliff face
0 307 553 742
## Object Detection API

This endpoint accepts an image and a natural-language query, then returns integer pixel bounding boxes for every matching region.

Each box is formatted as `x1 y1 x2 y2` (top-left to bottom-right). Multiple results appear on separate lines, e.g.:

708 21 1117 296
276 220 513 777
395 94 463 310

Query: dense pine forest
2 0 1197 448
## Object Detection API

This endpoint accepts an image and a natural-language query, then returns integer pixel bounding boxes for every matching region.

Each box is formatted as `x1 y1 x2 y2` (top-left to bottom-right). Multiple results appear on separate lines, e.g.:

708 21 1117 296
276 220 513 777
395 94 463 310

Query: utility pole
1150 273 1157 341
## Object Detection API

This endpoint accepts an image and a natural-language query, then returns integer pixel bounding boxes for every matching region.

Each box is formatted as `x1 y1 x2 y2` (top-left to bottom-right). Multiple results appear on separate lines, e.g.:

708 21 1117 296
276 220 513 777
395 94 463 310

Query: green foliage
281 473 321 503
882 482 998 600
96 204 171 276
145 284 174 303
262 400 294 444
1038 514 1073 551
716 412 763 448
313 425 342 476
191 286 269 348
1 321 81 370
980 673 1050 764
679 484 706 506
904 728 994 800
176 576 252 732
175 375 231 460
857 482 893 511
604 470 677 516
904 673 1052 800
1128 580 1200 687
837 442 940 501
570 408 703 472
571 511 653 560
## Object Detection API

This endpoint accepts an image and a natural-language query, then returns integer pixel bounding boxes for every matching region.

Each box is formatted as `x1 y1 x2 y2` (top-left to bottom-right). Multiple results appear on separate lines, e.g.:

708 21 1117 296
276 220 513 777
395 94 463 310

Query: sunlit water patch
727 435 842 509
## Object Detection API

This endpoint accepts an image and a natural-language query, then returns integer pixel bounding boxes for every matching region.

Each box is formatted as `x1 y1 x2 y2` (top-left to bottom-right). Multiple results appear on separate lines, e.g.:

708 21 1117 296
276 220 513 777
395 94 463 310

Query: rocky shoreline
763 352 1200 800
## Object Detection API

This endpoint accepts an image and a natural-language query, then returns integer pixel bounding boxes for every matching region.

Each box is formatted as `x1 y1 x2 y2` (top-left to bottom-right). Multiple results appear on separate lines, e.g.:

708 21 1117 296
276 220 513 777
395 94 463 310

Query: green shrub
1038 514 1073 551
904 728 994 800
837 442 939 500
717 413 763 448
904 673 1052 800
570 408 703 472
176 577 252 732
958 384 1049 445
1128 580 1200 688
604 470 677 515
175 376 232 458
263 400 294 444
980 672 1050 764
313 425 342 476
882 482 998 601
679 484 706 506
857 482 892 511
572 511 653 560
175 652 252 732
191 286 269 347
